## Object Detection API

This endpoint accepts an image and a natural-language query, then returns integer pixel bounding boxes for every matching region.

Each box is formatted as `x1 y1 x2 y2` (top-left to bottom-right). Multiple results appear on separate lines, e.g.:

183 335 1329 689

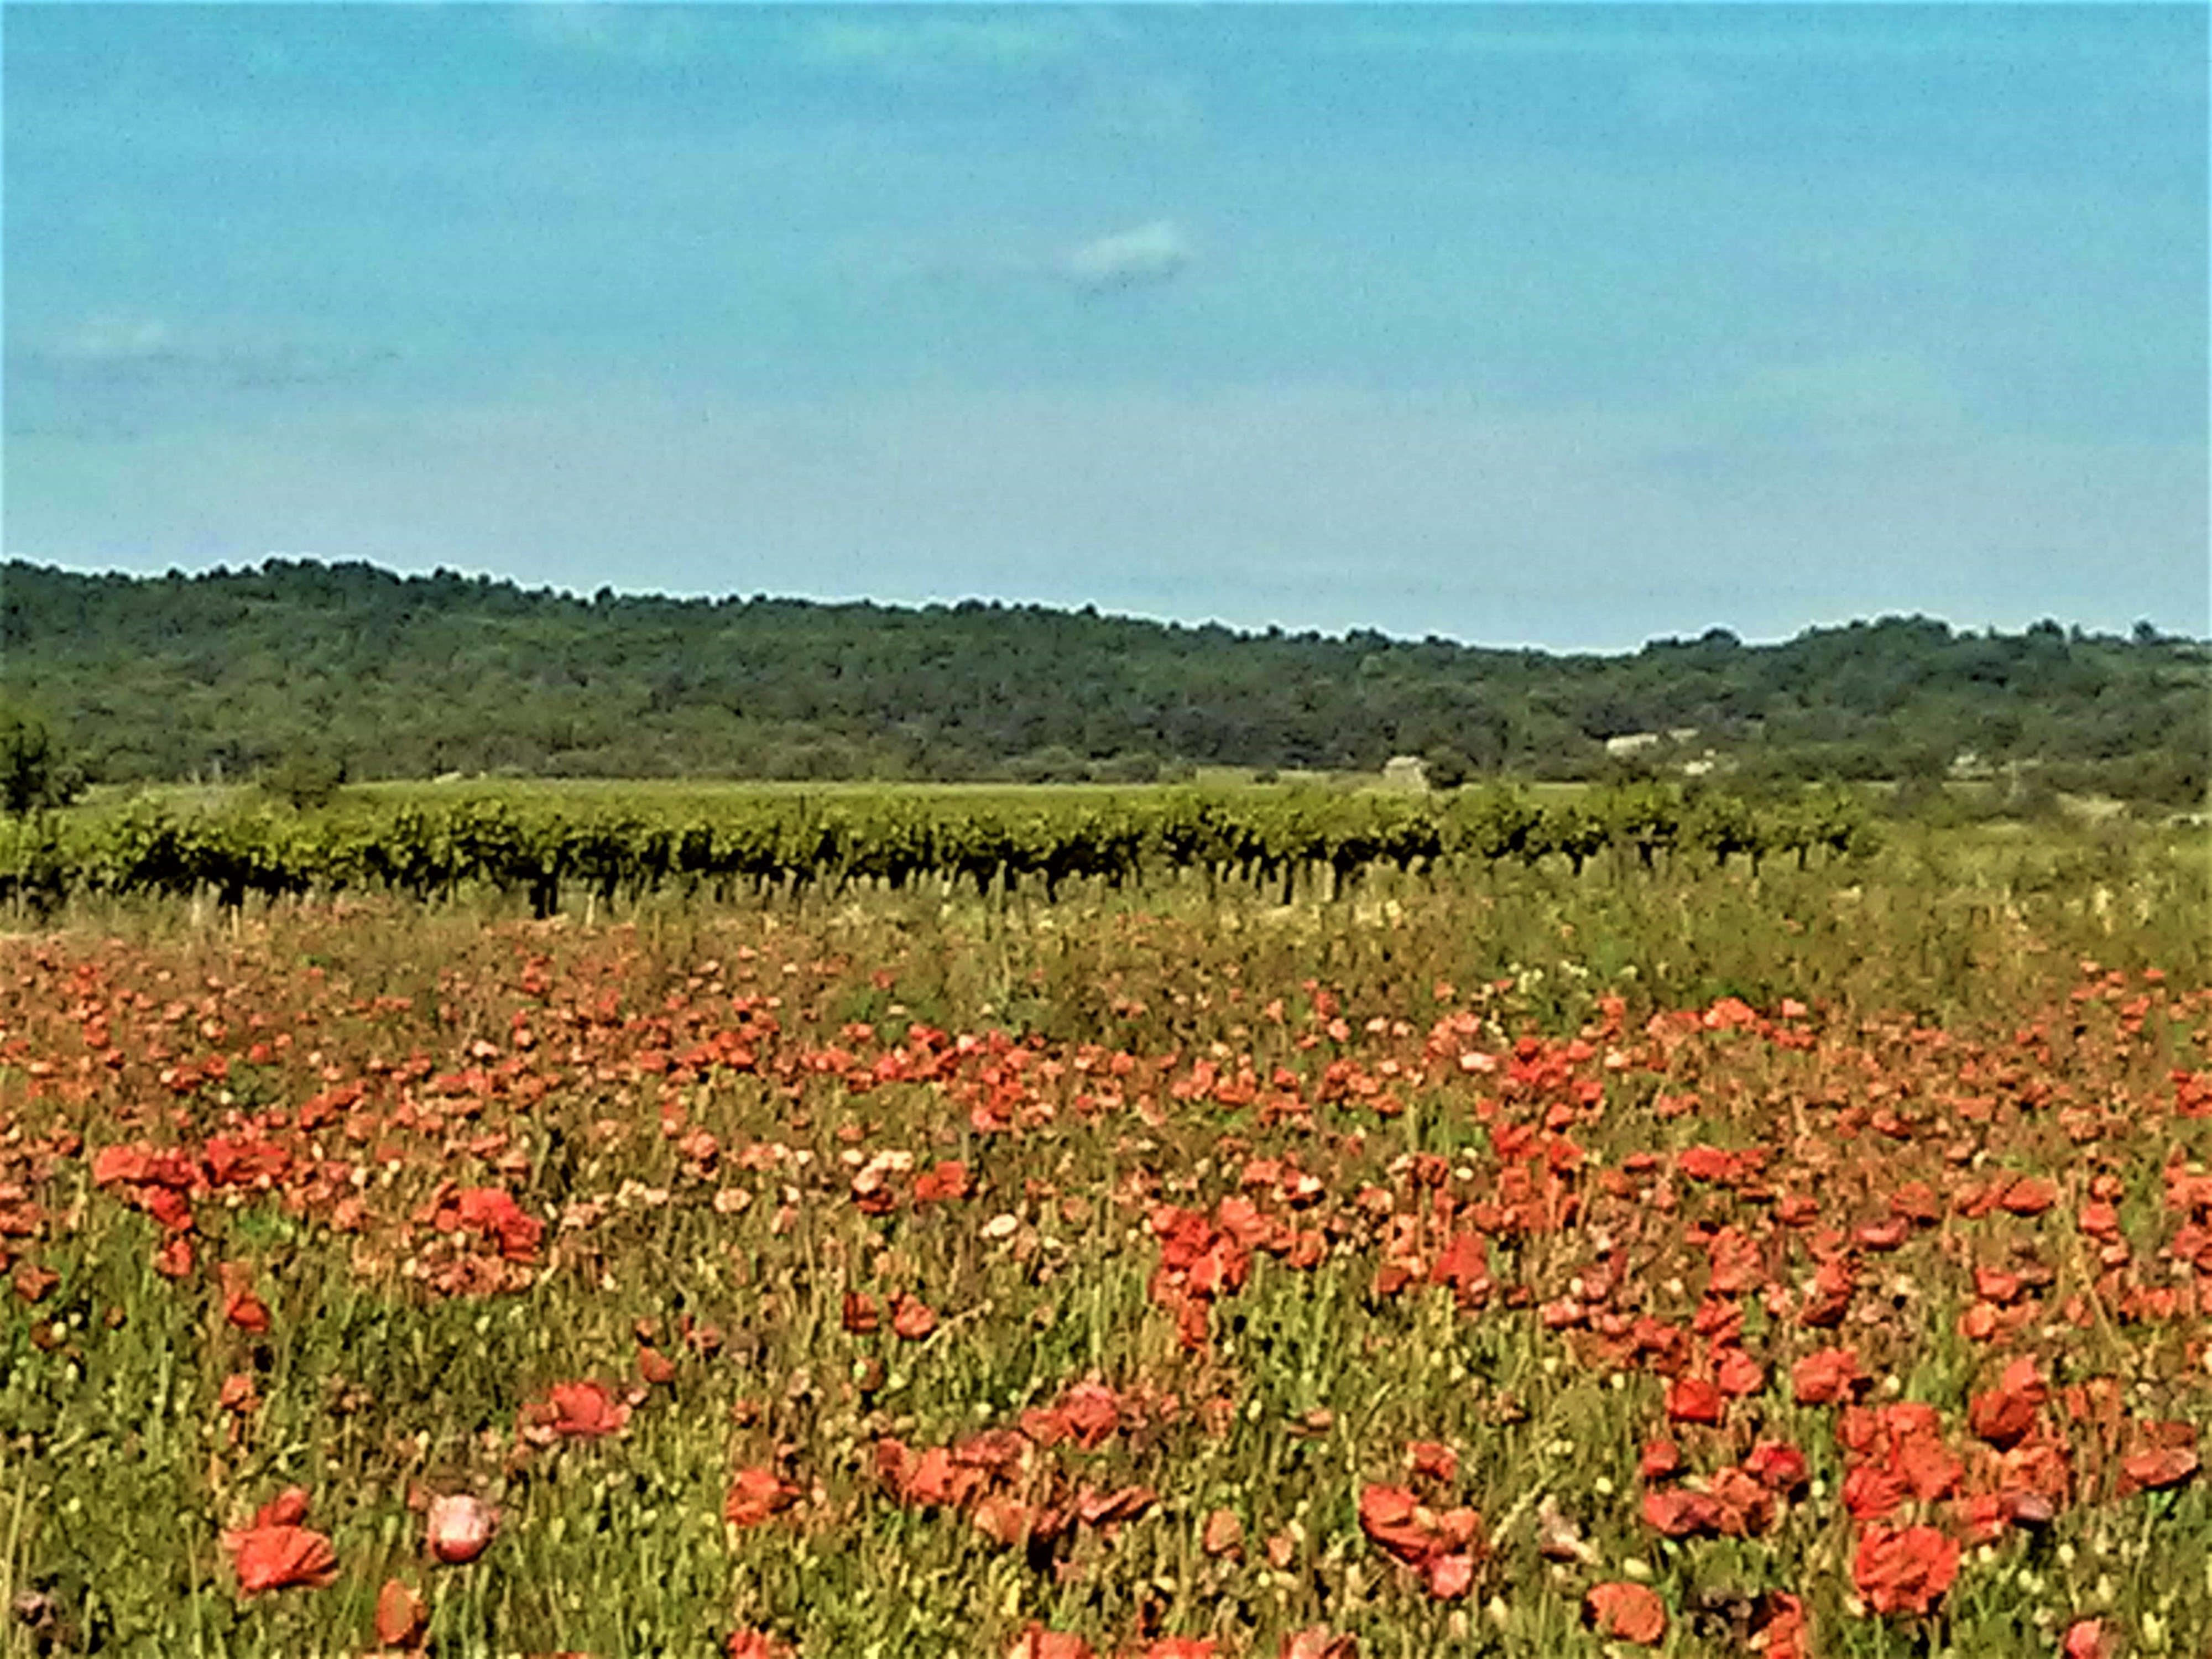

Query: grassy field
3 823 2208 1658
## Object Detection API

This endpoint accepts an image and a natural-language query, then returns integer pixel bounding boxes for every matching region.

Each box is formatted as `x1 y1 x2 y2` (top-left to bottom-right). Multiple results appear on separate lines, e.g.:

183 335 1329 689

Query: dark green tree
260 749 347 811
0 707 85 816
1422 745 1473 792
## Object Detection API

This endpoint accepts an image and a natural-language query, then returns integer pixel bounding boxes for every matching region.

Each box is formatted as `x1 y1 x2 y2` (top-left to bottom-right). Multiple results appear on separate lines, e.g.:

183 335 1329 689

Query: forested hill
3 559 2205 797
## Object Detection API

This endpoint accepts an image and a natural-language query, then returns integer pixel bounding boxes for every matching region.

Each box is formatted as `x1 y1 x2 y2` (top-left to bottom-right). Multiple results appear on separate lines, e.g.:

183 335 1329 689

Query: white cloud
53 315 175 365
17 315 399 390
1060 220 1194 290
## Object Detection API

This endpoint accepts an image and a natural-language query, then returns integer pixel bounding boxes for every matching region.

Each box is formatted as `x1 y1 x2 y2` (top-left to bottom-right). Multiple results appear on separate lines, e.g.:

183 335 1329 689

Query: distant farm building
1381 755 1429 791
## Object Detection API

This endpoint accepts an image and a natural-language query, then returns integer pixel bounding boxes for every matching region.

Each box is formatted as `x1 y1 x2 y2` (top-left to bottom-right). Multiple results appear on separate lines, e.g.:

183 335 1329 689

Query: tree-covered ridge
3 559 2205 797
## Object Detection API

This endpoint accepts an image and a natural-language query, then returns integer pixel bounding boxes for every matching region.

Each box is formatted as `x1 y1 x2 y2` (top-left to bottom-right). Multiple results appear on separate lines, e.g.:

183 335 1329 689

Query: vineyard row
0 785 1874 914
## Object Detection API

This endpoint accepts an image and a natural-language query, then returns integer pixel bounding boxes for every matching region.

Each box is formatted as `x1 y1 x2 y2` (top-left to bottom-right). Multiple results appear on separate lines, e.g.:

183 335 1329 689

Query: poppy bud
425 1493 498 1565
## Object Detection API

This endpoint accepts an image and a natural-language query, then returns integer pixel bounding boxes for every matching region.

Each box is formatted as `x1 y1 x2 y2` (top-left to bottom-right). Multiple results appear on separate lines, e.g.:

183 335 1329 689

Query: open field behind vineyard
3 825 2209 1659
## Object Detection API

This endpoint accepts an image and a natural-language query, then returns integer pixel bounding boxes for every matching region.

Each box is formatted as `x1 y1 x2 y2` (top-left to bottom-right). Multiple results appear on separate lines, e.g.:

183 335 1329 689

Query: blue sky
5 3 2205 649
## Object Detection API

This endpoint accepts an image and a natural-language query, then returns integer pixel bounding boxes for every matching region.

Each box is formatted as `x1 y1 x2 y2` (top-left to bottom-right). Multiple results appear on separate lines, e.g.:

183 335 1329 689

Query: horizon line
6 552 2206 659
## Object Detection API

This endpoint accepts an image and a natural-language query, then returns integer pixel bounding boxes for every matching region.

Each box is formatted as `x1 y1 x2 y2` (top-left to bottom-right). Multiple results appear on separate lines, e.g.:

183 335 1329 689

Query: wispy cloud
1060 221 1194 291
46 315 177 366
13 315 400 389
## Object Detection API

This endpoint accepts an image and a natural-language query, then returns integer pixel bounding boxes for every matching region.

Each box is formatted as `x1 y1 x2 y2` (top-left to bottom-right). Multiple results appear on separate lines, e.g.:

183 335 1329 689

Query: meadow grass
3 822 2206 1658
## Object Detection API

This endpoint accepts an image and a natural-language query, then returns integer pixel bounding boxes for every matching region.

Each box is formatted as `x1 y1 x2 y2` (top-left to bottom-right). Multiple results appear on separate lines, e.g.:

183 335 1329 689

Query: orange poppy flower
375 1578 427 1647
1584 1581 1668 1646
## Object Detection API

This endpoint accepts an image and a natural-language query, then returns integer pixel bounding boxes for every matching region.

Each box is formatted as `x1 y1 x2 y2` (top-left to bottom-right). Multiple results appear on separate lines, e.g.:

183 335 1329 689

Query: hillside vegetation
3 559 2205 799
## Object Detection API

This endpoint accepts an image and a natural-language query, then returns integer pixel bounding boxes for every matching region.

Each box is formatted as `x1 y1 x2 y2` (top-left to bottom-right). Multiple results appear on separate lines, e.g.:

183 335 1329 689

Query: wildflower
1966 1356 2046 1448
218 1259 271 1333
1584 1581 1668 1645
1852 1524 1959 1616
426 1494 498 1564
525 1380 633 1441
725 1466 801 1528
1791 1347 1864 1406
376 1578 427 1647
727 1631 792 1658
223 1488 337 1594
1006 1626 1094 1659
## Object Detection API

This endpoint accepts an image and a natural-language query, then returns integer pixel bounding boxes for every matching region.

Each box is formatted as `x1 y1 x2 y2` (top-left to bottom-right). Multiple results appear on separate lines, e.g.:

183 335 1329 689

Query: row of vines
0 784 1875 915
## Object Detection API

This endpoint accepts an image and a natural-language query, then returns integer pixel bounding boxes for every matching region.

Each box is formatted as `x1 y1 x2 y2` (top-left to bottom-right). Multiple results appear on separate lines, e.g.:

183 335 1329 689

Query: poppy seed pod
426 1494 498 1565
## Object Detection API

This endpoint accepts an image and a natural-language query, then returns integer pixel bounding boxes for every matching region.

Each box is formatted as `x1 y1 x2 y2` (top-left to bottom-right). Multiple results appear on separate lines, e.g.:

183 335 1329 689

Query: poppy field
3 829 2209 1658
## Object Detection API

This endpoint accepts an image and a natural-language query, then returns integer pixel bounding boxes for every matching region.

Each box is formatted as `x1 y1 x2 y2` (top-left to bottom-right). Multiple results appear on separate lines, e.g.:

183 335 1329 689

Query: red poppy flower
911 1160 972 1203
727 1633 792 1659
1584 1582 1668 1646
12 1261 59 1304
1841 1464 1908 1524
225 1521 338 1594
1201 1508 1243 1558
969 1494 1041 1549
1967 1357 2046 1448
890 1293 938 1340
1894 1436 1964 1503
529 1380 634 1439
1642 1488 1726 1538
1752 1592 1810 1659
1745 1439 1811 1495
451 1187 545 1261
1059 1383 1121 1449
218 1260 271 1334
1406 1440 1457 1482
376 1578 427 1648
1714 1347 1766 1398
251 1487 311 1528
1074 1484 1156 1528
153 1237 196 1280
1357 1484 1428 1564
1996 1176 2057 1215
1852 1524 1959 1616
1665 1376 1725 1426
1006 1625 1094 1659
726 1466 801 1528
2118 1447 2198 1493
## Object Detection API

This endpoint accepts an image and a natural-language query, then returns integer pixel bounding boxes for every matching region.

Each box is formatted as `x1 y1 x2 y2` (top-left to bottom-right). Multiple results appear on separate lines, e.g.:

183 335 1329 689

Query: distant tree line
2 560 2204 802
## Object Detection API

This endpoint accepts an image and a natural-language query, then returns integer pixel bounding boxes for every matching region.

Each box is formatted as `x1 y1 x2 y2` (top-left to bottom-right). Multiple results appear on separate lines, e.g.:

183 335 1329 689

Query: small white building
1381 755 1429 791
